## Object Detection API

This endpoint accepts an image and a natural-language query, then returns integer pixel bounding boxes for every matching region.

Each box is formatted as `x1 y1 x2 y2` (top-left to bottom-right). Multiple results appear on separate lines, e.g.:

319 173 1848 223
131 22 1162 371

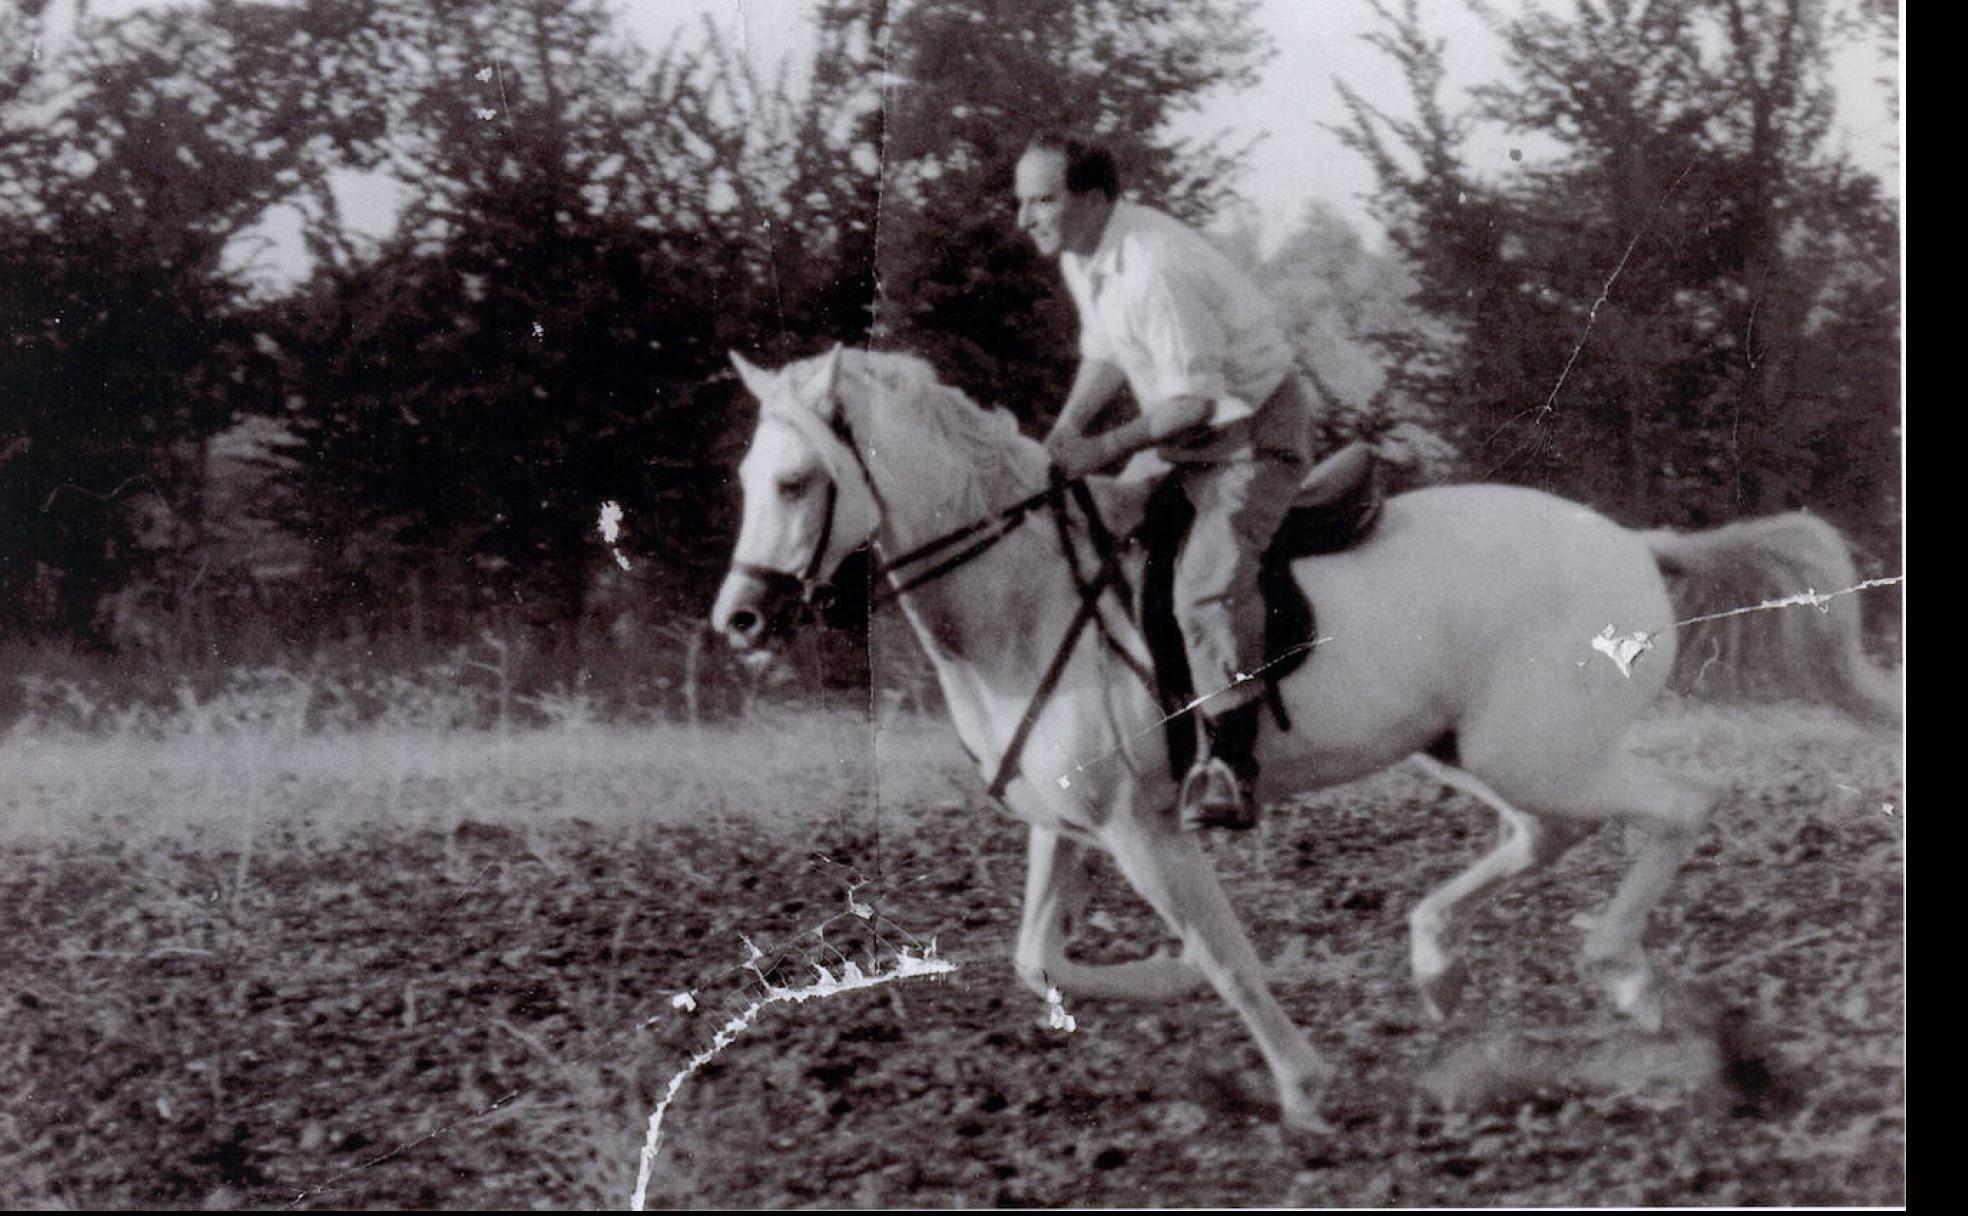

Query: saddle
1130 441 1384 777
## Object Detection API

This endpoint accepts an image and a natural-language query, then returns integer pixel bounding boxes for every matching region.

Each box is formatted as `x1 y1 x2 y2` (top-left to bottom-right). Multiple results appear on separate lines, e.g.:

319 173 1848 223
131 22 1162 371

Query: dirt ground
0 704 1902 1207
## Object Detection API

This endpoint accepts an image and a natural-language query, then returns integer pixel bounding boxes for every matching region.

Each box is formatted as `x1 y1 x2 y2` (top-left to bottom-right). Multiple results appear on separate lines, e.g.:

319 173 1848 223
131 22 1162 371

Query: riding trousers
1166 376 1316 717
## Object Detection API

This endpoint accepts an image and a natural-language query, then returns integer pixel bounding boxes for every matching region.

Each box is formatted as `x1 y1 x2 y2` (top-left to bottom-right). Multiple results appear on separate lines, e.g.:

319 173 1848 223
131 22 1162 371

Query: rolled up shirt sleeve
1131 267 1229 420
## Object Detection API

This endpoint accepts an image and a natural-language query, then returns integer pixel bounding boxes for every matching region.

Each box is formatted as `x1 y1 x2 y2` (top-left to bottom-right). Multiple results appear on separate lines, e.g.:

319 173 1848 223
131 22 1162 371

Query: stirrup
1178 757 1259 831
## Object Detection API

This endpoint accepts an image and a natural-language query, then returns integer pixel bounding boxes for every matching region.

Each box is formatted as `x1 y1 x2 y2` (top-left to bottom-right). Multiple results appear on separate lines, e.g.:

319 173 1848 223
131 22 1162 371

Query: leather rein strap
981 476 1151 801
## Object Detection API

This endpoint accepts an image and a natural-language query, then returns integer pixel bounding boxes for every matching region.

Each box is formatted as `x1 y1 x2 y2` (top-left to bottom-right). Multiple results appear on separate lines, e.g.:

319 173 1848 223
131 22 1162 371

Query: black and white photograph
1 0 1902 1206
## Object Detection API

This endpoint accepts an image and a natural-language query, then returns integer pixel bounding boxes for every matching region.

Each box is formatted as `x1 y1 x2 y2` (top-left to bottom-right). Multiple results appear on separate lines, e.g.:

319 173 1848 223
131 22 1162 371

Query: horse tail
1643 513 1900 726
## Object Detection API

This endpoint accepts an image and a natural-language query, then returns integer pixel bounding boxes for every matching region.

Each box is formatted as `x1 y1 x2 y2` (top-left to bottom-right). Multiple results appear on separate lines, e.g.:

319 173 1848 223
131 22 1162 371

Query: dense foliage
1337 0 1899 560
0 0 1898 665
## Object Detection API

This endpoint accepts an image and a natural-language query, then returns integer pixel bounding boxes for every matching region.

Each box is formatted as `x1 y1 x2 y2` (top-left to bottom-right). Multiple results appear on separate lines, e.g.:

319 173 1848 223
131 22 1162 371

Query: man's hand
1045 358 1127 478
1045 430 1113 481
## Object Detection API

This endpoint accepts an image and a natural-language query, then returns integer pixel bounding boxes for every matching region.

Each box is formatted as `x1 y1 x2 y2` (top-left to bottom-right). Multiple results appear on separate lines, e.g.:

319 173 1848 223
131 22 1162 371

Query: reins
978 475 1154 800
749 391 1159 802
871 480 1066 605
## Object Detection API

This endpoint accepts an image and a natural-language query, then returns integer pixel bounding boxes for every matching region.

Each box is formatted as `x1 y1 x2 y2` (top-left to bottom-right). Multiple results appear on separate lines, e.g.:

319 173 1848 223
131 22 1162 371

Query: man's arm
1044 357 1127 448
1048 263 1227 479
1047 384 1211 479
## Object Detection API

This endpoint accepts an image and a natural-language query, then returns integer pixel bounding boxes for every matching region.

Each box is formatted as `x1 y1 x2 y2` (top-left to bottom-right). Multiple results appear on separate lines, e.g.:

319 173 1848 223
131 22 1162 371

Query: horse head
711 346 882 653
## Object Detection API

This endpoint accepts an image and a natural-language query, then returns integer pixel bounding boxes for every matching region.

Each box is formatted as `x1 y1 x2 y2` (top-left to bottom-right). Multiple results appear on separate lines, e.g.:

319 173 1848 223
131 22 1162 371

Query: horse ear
815 343 845 405
729 350 775 401
794 344 847 422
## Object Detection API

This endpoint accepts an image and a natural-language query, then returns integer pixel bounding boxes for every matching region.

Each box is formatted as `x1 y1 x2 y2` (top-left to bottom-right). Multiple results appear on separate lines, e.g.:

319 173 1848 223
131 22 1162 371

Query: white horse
709 346 1896 1128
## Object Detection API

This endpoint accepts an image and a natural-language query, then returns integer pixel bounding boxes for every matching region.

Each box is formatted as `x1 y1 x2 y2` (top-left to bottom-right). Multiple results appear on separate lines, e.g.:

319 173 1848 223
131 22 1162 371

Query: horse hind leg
1558 755 1720 1031
1406 755 1594 1021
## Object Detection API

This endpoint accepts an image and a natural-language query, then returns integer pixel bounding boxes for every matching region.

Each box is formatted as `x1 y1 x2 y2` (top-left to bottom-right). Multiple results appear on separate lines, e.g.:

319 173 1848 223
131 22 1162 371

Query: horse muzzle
711 566 804 651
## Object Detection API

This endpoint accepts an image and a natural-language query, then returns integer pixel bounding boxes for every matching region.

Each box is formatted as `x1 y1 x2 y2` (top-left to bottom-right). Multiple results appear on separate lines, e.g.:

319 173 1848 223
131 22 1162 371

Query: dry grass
2 663 976 848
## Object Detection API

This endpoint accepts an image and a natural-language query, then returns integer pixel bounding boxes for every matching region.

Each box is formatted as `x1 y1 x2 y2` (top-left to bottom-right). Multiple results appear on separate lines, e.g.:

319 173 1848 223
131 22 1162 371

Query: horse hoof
1597 963 1667 1032
1282 1101 1334 1136
1624 990 1666 1034
1417 960 1469 1022
1278 1067 1339 1135
1282 1083 1341 1135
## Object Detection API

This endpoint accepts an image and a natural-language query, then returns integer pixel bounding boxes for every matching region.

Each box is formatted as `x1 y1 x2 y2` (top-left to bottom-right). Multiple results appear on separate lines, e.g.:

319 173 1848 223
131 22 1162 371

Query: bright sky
33 0 1900 274
652 0 1900 247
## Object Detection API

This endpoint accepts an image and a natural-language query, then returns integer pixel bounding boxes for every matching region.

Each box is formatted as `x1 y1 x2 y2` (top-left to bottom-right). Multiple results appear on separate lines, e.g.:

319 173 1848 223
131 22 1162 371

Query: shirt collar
1064 199 1129 289
1084 198 1129 281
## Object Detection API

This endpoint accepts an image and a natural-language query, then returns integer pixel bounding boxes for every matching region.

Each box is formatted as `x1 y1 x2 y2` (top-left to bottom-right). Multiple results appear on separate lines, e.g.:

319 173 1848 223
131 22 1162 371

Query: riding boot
1178 698 1265 831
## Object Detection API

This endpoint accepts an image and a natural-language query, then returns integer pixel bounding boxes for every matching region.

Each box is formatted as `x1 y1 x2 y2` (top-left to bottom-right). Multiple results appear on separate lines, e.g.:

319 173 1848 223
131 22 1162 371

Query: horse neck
848 386 1060 679
885 518 1065 682
848 374 1048 559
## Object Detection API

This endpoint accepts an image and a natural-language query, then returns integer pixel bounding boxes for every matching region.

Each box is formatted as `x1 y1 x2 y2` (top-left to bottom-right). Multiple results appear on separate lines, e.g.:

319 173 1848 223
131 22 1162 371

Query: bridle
732 477 841 612
731 390 1160 799
734 392 1072 615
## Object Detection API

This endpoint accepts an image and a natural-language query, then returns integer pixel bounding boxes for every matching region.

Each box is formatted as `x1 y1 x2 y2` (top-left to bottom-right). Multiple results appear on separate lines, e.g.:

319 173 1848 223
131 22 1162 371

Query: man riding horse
1014 131 1317 832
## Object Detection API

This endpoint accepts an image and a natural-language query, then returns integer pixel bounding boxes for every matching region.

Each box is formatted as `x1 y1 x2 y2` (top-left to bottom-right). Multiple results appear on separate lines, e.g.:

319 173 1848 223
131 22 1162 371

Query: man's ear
729 350 775 401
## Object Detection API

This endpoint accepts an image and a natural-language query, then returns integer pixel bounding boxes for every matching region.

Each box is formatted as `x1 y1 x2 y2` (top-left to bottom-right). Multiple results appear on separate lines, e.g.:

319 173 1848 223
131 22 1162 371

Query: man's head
1014 132 1118 259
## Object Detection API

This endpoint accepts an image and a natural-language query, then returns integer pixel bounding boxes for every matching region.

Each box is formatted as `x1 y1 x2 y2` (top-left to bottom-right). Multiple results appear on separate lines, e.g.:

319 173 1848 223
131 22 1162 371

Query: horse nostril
728 609 759 638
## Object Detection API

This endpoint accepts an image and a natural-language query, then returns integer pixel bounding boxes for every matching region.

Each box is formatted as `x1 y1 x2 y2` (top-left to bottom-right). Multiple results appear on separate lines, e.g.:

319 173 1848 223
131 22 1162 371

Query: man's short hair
1024 131 1120 201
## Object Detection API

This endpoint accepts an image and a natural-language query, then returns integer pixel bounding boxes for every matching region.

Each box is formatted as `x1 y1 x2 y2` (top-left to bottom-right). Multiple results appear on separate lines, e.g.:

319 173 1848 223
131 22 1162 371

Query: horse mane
830 349 1050 520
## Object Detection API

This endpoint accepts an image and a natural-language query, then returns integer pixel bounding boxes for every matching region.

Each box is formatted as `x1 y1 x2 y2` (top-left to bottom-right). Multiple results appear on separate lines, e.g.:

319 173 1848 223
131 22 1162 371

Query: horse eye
776 474 810 498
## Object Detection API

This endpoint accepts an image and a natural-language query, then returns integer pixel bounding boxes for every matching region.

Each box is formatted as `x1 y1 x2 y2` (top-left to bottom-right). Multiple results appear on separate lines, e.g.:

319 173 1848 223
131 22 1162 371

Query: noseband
734 477 841 612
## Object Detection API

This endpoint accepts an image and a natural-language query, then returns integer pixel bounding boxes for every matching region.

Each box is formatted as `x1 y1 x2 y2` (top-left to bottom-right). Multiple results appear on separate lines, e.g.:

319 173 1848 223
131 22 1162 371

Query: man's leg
1173 453 1303 830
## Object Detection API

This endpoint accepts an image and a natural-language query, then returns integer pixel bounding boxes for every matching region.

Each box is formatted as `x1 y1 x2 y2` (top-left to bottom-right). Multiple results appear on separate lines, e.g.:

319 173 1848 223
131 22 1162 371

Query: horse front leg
1098 810 1333 1131
1012 824 1207 1003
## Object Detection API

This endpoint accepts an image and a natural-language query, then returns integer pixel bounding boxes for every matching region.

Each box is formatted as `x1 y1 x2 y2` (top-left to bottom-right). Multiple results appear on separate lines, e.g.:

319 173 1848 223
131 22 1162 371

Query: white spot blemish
669 991 697 1012
1043 984 1077 1033
598 501 632 571
1591 624 1654 677
475 67 493 81
1056 775 1071 790
475 108 497 121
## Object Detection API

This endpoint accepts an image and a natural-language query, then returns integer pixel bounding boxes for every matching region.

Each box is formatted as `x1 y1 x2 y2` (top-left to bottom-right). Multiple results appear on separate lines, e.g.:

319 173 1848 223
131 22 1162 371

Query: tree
1338 0 1898 564
633 1 893 359
276 0 745 637
0 0 383 643
2 0 1286 657
1252 200 1460 481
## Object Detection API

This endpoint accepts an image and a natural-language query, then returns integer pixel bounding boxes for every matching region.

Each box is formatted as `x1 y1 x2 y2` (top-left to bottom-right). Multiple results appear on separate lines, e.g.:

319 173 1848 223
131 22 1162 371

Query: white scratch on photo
629 942 957 1211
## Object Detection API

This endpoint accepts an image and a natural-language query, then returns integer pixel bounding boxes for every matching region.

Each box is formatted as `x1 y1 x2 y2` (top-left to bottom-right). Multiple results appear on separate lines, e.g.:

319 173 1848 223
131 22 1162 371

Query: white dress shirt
1060 200 1294 445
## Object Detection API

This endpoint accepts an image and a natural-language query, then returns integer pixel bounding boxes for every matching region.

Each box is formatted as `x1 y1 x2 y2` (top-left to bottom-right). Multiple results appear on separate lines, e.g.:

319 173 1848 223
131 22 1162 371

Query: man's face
1014 148 1107 259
